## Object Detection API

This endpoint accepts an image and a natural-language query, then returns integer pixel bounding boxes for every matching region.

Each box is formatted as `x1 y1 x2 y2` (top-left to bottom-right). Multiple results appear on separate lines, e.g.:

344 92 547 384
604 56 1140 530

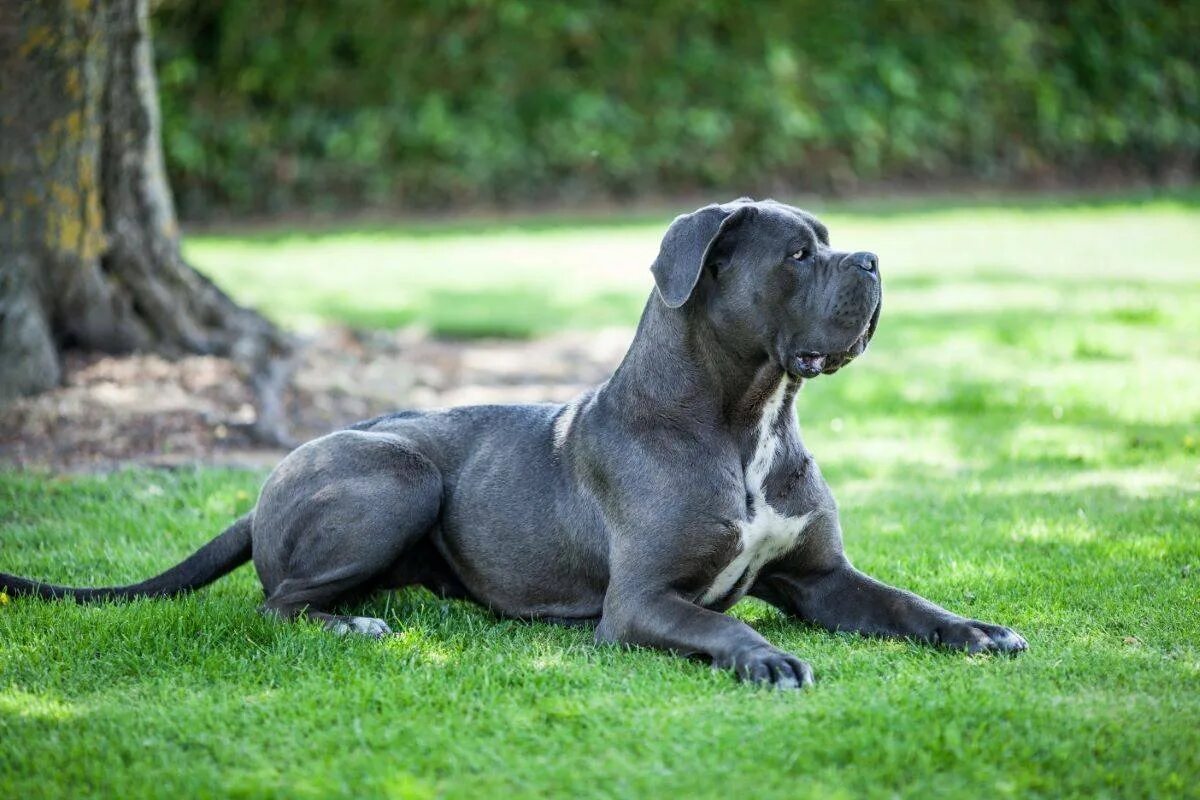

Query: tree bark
0 0 292 444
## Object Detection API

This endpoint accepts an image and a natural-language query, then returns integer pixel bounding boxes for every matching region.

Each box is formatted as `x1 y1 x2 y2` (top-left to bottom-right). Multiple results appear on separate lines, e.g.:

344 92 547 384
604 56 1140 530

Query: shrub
152 0 1200 218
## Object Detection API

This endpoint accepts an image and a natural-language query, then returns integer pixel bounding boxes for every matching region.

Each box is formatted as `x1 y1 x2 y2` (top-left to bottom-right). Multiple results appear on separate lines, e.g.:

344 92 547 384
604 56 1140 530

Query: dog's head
651 198 881 378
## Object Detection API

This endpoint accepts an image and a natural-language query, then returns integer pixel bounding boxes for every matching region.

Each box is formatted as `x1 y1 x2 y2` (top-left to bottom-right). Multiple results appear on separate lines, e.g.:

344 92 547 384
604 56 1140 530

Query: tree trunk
0 0 292 444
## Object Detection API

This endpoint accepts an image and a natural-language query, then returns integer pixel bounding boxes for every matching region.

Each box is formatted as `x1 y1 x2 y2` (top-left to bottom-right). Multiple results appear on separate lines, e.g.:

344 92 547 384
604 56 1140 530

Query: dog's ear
651 204 752 309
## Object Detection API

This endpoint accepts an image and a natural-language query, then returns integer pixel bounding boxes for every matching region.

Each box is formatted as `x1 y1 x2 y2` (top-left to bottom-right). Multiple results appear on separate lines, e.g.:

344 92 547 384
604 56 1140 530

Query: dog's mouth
787 331 872 380
791 352 828 379
786 298 881 380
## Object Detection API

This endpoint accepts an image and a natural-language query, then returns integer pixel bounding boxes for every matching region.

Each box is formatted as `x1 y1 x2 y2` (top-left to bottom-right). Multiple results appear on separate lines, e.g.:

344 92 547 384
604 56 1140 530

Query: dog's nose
846 251 878 275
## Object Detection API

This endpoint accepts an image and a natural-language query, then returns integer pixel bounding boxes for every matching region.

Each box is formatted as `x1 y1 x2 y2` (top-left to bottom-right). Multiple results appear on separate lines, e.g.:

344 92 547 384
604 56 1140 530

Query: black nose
846 251 878 275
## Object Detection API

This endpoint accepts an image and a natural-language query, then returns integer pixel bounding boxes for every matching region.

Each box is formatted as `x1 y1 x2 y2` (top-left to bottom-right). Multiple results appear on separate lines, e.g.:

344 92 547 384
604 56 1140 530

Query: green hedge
152 0 1199 218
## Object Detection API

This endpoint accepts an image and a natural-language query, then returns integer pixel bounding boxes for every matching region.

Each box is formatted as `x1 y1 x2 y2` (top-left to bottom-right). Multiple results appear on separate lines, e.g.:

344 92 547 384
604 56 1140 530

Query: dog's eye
790 249 807 262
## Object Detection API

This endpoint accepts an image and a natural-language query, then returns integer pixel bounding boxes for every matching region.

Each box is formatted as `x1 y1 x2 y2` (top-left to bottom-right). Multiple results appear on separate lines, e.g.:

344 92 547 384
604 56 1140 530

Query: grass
181 190 1200 337
3 192 1200 798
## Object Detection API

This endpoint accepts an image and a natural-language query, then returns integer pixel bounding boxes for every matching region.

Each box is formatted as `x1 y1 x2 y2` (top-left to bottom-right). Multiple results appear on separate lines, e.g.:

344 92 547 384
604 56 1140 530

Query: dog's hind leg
252 430 443 637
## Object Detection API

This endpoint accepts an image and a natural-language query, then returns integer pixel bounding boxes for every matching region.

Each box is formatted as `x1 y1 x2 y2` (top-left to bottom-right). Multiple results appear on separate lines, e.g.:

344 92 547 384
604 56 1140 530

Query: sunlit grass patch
185 193 1200 338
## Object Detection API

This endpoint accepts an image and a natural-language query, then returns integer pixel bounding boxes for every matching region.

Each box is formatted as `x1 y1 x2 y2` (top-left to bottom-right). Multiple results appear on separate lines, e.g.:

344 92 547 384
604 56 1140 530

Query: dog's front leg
758 565 1028 653
753 517 1027 654
596 589 814 689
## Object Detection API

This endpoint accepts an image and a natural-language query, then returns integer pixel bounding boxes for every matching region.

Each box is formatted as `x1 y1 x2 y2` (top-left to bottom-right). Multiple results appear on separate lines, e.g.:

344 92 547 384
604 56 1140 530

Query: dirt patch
0 327 631 472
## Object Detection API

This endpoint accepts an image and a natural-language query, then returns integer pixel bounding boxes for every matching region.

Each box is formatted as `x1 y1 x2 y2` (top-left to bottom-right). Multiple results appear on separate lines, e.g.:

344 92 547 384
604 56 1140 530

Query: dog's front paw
727 646 815 689
934 618 1027 654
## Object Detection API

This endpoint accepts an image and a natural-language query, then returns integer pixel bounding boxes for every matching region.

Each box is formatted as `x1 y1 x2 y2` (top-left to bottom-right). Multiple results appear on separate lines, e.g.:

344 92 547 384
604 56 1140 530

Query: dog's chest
701 380 812 606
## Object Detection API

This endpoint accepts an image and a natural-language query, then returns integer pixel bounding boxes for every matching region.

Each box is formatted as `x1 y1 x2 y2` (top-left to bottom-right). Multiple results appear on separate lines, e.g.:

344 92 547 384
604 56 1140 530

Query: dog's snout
845 251 878 275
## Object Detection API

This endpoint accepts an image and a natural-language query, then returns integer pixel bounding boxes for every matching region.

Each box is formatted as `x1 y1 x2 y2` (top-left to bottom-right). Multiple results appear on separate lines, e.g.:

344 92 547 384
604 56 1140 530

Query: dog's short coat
1 199 1026 688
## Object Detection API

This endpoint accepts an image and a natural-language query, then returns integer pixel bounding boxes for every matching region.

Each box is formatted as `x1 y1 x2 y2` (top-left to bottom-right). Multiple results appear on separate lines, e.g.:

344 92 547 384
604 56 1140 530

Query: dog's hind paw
326 615 393 638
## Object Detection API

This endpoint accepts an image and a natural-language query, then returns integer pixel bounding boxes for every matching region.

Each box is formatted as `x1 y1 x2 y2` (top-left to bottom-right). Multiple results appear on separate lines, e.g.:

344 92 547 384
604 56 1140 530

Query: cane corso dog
2 198 1027 688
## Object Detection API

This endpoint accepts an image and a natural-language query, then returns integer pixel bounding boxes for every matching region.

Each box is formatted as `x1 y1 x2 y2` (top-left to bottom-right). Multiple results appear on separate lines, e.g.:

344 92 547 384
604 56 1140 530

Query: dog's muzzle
787 295 880 379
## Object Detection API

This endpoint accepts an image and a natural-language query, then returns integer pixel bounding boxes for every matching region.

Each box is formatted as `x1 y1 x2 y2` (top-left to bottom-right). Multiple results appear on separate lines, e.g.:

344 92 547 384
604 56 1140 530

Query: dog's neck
604 293 795 430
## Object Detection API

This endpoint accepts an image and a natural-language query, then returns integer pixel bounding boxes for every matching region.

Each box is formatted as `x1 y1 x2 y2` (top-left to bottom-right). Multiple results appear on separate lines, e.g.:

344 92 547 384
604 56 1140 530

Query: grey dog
1 198 1027 688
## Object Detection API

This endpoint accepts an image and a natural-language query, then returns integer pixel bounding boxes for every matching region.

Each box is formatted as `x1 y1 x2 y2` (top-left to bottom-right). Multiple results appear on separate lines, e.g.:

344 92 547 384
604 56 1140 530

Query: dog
1 198 1026 688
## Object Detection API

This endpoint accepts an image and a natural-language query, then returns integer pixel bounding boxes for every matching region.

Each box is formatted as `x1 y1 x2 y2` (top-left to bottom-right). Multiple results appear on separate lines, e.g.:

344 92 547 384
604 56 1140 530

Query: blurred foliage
152 0 1200 218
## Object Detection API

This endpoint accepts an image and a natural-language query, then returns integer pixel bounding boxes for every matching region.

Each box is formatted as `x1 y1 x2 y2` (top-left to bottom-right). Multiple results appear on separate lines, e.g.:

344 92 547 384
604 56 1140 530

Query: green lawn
3 194 1199 798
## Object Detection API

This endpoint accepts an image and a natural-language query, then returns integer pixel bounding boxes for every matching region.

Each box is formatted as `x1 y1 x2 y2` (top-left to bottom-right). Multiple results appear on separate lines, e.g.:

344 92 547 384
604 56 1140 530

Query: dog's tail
0 513 254 603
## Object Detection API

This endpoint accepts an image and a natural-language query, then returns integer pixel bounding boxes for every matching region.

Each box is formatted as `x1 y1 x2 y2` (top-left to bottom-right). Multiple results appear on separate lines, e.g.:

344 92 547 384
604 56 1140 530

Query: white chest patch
701 378 813 606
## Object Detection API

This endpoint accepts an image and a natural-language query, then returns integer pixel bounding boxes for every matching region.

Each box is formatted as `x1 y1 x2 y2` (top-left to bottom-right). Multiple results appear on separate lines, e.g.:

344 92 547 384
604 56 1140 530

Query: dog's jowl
1 198 1026 688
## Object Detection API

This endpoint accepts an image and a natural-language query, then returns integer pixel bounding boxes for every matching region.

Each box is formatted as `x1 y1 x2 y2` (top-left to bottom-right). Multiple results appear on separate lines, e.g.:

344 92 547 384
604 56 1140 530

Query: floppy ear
650 204 751 309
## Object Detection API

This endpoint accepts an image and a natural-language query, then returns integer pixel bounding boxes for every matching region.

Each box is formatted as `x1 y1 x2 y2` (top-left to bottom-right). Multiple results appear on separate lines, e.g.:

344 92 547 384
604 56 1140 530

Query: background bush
152 0 1200 219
